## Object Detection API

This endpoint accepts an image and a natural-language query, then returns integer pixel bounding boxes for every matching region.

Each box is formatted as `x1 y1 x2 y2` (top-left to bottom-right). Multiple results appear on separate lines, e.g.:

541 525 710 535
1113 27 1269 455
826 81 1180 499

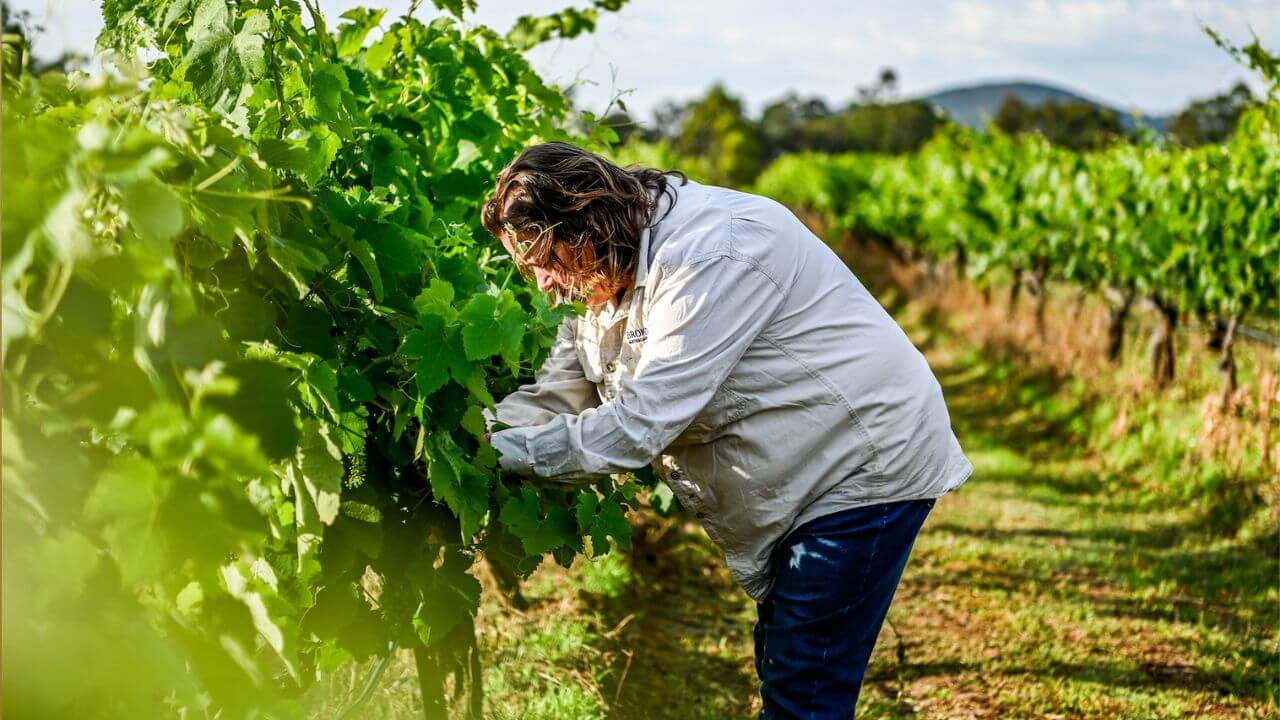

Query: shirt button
669 470 682 481
606 361 616 372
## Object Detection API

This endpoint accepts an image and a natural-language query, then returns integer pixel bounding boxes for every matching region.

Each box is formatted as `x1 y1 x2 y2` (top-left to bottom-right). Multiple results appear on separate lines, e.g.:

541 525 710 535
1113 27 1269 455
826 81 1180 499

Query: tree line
596 67 1258 187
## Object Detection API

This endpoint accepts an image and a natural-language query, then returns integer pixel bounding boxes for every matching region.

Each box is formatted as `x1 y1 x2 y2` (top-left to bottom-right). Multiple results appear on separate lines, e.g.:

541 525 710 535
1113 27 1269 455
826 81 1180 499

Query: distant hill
919 80 1170 133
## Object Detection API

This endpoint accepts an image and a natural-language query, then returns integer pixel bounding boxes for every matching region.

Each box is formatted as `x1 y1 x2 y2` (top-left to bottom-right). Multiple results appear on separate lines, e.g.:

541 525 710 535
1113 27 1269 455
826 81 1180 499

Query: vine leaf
345 238 384 301
289 420 344 528
120 178 184 255
500 487 584 556
364 32 397 73
426 433 490 539
335 8 386 57
429 0 477 20
181 3 269 106
83 456 166 585
458 292 525 372
401 313 465 397
575 491 632 558
407 554 481 648
200 359 300 460
414 279 457 322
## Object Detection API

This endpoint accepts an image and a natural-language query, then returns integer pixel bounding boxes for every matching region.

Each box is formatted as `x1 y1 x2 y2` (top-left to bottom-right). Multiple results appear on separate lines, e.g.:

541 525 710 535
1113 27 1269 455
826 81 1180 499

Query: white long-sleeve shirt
489 177 972 601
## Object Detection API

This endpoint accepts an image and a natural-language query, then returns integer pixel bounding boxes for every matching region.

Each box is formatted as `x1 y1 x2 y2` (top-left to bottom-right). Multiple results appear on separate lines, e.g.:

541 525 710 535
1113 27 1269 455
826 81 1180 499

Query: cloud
943 0 1129 47
946 1 999 41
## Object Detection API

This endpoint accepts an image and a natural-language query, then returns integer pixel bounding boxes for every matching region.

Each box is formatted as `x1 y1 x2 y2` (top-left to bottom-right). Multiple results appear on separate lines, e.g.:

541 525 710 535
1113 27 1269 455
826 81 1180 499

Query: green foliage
649 70 943 179
757 92 832 158
670 83 764 187
180 1 270 106
1167 81 1255 146
505 0 629 52
1206 27 1280 99
604 137 716 184
992 95 1124 150
808 99 944 155
754 101 1280 335
2 1 638 716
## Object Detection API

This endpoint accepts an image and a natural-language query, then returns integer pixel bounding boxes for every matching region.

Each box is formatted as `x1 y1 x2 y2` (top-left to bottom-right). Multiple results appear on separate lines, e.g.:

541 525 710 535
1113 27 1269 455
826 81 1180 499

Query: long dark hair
481 142 687 299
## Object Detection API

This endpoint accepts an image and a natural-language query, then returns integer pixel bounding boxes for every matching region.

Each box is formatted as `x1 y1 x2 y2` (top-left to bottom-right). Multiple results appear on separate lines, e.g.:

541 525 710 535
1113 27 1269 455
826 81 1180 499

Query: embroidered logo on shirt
624 327 648 344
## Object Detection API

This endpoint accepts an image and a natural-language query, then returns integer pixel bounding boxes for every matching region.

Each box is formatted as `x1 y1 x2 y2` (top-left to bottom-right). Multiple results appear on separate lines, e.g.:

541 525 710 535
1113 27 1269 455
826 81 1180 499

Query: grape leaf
201 359 300 460
431 0 477 20
401 314 459 397
337 365 375 403
84 455 167 585
345 238 384 301
459 365 494 407
302 126 342 185
460 405 487 440
575 490 632 557
367 222 420 272
181 4 269 106
426 433 489 539
407 553 481 648
120 178 184 254
365 32 396 73
335 8 386 57
500 487 584 556
458 292 525 366
292 420 344 527
414 279 456 321
305 360 341 419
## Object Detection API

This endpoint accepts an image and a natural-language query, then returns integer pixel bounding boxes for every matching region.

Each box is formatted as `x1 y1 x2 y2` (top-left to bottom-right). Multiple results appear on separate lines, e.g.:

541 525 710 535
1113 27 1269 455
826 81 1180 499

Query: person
479 141 972 719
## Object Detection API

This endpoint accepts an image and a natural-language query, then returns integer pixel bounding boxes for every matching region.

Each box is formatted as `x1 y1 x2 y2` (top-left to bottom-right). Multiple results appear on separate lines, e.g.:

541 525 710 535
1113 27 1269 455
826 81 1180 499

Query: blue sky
9 0 1277 120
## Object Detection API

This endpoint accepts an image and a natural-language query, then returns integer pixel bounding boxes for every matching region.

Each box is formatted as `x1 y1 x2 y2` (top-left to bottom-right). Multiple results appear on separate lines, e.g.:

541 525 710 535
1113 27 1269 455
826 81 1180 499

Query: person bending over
480 141 972 719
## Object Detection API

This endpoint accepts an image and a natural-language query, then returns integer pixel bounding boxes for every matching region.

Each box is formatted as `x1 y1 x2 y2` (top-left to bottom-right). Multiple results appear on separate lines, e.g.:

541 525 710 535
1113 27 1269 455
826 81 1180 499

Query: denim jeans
753 497 935 719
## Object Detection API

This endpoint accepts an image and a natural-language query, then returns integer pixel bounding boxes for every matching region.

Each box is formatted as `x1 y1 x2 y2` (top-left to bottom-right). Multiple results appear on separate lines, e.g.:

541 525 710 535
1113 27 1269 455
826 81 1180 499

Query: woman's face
498 195 625 307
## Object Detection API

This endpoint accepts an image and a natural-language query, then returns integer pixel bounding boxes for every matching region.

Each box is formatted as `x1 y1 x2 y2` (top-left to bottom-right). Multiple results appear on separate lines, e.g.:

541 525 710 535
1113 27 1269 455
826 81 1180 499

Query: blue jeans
753 497 935 719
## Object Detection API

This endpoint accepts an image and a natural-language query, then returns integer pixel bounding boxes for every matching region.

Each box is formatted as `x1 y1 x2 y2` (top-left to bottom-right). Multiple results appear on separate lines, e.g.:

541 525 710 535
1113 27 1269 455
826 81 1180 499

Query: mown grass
313 243 1278 719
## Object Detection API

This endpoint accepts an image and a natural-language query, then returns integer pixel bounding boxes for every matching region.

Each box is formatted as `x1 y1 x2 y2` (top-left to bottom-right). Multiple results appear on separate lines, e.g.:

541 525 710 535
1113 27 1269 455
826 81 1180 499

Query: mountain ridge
916 79 1171 132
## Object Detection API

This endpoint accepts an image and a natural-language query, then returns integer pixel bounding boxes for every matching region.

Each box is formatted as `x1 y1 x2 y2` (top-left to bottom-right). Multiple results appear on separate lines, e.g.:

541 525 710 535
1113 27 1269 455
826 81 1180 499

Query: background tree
857 66 900 104
758 92 832 160
671 82 764 186
993 95 1125 150
838 99 944 154
651 97 692 138
1167 81 1255 145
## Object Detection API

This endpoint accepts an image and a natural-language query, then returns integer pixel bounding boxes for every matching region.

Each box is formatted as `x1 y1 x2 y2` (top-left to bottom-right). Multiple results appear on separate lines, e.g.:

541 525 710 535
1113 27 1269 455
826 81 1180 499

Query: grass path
468 278 1277 719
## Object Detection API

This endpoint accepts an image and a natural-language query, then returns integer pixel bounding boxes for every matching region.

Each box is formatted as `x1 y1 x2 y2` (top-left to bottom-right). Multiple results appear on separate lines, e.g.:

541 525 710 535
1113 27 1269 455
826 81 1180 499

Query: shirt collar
633 223 652 290
633 180 679 290
590 179 681 325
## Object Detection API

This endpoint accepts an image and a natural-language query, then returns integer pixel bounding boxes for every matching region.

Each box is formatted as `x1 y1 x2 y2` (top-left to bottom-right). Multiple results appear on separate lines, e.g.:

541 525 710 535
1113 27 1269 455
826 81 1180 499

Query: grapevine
3 1 640 717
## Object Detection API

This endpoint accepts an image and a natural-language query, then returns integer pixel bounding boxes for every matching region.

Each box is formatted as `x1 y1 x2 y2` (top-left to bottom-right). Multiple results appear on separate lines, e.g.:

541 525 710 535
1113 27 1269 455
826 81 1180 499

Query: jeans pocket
768 525 885 626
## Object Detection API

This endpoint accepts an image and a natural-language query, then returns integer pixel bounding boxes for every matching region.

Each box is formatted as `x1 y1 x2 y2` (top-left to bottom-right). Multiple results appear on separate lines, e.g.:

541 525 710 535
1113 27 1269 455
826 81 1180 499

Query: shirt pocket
615 336 641 378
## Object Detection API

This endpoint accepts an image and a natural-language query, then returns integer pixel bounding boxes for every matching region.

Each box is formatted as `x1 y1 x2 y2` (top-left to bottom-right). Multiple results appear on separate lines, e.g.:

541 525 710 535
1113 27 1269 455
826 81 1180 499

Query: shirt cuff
490 428 534 475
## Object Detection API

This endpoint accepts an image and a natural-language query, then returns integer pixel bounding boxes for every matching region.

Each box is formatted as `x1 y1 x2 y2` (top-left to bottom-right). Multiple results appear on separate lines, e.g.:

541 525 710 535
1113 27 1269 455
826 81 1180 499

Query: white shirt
489 178 972 601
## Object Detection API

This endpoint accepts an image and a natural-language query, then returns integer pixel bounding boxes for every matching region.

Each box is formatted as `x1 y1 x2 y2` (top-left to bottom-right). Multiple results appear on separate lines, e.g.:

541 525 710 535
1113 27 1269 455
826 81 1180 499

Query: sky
8 0 1278 121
